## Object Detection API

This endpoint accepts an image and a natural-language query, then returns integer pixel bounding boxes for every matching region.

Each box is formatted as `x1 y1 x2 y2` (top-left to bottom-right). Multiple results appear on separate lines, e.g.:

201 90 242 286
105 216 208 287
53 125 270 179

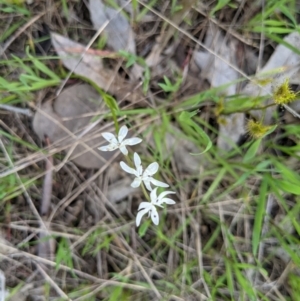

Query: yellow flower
273 79 297 104
246 120 272 139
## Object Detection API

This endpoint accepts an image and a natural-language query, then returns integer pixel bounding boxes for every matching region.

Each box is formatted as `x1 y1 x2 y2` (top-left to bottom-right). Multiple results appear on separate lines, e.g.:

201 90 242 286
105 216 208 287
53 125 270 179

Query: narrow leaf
179 111 212 154
277 180 300 195
243 139 261 162
253 179 268 256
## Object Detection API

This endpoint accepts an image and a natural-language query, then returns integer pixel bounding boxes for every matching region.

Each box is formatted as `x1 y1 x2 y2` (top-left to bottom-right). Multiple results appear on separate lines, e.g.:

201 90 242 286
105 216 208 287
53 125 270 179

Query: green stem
112 109 119 133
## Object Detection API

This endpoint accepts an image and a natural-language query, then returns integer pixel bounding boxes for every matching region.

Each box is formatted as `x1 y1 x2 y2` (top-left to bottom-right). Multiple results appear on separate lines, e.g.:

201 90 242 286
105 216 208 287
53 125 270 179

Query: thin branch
35 263 71 300
0 12 46 56
0 104 33 117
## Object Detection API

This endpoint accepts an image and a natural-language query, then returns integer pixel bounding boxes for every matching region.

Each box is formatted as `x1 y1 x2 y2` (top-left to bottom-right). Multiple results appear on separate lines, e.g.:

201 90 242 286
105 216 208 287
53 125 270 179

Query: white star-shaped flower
120 152 169 191
98 125 142 156
136 187 176 226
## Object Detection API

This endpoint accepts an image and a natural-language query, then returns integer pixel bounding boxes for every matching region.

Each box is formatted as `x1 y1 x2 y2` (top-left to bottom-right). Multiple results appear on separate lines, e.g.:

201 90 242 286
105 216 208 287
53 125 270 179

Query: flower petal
150 187 158 203
136 207 148 227
143 178 153 191
156 190 176 205
150 178 169 188
131 177 142 188
118 125 128 143
138 202 153 210
157 197 176 206
102 132 118 144
133 152 142 173
119 145 128 155
144 162 159 176
122 137 142 146
157 191 176 202
137 165 143 176
151 207 159 225
98 145 111 152
120 161 138 175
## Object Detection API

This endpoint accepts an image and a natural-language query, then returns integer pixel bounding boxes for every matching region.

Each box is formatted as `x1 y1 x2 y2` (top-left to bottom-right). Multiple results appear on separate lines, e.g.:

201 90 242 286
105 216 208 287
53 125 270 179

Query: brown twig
0 12 46 57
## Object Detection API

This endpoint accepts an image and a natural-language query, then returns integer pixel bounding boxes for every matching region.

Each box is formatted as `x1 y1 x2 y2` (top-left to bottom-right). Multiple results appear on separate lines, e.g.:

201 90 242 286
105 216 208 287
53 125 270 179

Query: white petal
156 190 176 206
143 179 153 191
157 191 176 202
151 207 159 225
118 125 128 143
144 162 159 176
133 152 142 172
122 137 142 146
137 165 143 176
150 178 169 188
102 132 118 144
150 187 158 203
119 145 128 155
98 144 119 152
120 161 138 175
98 145 111 152
136 207 148 227
158 198 176 206
131 177 142 188
138 202 153 210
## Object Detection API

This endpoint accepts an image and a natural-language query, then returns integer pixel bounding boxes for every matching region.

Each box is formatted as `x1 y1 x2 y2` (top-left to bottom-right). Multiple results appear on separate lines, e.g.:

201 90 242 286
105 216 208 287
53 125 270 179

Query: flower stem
141 182 150 202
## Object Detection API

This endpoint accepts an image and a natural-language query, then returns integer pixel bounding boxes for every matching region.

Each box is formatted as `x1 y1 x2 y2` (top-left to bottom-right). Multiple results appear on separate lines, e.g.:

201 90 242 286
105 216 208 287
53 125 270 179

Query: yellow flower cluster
273 79 298 104
246 120 272 139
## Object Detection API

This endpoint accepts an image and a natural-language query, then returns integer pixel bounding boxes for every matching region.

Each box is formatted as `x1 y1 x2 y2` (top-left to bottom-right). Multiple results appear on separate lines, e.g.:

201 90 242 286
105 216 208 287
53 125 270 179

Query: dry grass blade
0 12 45 57
38 137 55 260
35 263 70 300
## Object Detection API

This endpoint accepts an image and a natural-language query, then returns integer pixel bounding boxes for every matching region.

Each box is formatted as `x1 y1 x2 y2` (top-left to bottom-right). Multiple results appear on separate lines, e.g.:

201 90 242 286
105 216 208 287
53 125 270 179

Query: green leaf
263 124 277 137
27 49 60 80
158 76 172 92
11 54 36 76
210 0 231 15
143 66 151 94
289 273 300 301
202 168 226 203
101 91 119 112
224 258 234 297
234 267 257 298
279 5 297 26
243 139 261 162
179 111 212 154
272 160 300 183
277 180 300 195
108 286 123 301
266 33 300 56
138 219 151 237
252 179 268 256
0 20 24 42
56 238 75 276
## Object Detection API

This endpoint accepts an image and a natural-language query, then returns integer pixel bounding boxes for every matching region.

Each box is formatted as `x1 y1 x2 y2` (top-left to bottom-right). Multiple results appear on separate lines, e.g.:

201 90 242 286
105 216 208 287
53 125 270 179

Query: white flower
98 125 142 156
136 187 176 226
120 152 169 191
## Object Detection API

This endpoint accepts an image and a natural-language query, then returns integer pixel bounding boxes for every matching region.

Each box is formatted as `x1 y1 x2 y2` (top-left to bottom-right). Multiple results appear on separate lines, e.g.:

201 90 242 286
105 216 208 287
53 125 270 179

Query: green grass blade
253 178 268 256
178 111 212 154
